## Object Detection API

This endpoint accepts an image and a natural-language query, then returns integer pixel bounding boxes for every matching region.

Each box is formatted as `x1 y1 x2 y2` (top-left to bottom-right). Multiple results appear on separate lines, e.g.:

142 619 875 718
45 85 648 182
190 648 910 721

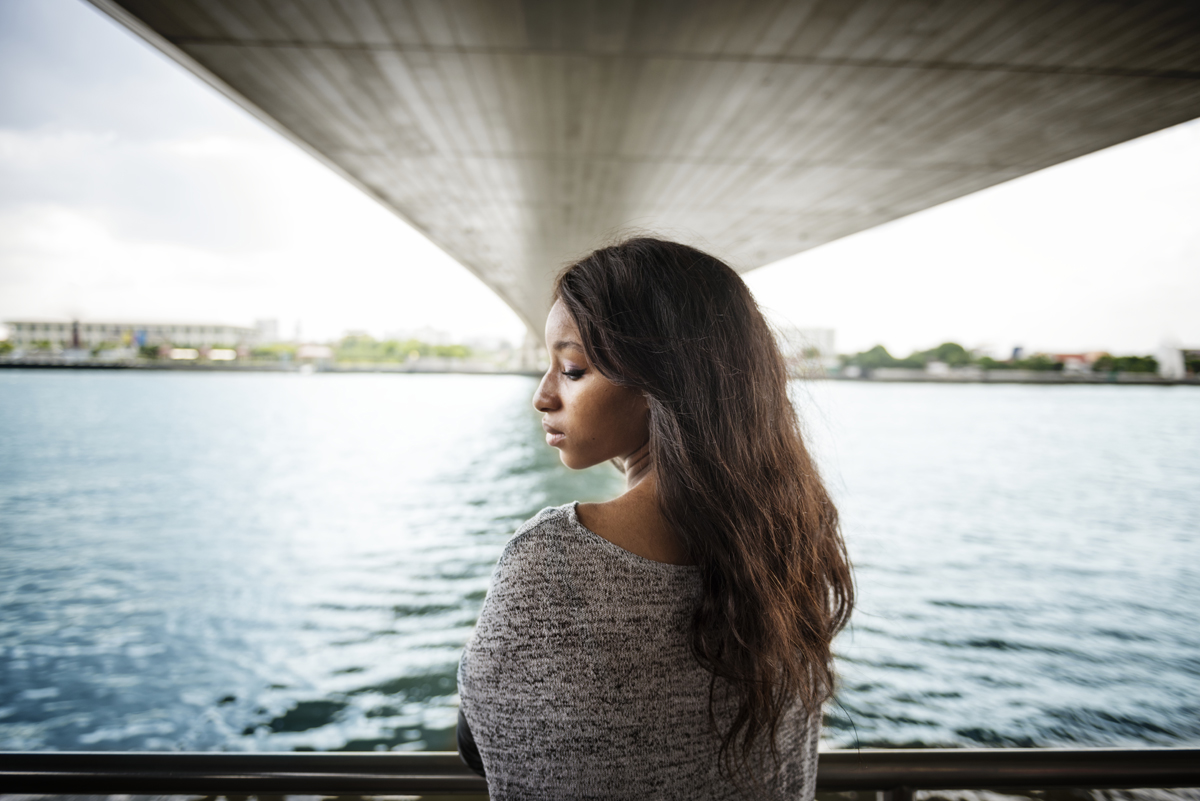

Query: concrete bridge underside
91 0 1200 336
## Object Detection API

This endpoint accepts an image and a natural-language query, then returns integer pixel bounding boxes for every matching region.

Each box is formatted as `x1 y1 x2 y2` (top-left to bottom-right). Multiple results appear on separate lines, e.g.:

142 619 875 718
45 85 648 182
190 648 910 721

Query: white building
254 318 280 344
1157 339 1186 380
5 320 255 350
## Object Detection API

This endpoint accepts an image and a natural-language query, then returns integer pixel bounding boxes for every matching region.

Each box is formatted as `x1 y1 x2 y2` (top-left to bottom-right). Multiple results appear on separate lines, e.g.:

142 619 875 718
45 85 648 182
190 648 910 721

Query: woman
457 237 853 800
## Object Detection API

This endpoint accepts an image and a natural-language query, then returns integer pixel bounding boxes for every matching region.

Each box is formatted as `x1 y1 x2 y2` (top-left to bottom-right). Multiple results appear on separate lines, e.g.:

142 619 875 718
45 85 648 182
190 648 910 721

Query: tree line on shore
265 334 474 363
5 335 1196 375
0 334 479 363
840 342 1194 374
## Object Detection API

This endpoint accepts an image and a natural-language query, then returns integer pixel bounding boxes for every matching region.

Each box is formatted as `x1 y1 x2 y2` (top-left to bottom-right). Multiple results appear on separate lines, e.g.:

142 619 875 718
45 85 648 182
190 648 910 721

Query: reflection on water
0 371 1197 751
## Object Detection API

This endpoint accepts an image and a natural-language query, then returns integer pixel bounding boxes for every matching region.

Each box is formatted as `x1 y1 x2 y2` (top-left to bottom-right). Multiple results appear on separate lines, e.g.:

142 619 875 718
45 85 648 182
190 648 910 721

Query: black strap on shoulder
456 708 486 778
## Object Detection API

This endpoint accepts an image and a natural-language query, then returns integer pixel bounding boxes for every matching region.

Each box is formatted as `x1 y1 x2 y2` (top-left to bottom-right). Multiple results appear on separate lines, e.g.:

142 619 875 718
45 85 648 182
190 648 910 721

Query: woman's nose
532 372 558 413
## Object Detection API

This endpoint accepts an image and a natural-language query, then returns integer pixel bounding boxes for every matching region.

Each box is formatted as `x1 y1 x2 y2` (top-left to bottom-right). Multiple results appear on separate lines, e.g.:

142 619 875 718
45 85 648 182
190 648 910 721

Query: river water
0 370 1197 752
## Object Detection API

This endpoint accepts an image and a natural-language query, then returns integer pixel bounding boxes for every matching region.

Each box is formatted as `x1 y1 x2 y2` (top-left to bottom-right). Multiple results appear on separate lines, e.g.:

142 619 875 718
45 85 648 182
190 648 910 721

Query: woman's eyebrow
553 340 583 352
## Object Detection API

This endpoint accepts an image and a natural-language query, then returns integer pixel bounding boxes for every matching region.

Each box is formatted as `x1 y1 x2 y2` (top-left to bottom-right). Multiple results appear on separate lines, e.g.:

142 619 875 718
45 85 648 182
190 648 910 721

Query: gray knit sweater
457 503 820 800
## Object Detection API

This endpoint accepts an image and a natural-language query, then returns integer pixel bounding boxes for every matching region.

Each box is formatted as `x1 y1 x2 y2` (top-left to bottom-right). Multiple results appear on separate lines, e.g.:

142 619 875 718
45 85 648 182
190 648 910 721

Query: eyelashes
562 368 586 380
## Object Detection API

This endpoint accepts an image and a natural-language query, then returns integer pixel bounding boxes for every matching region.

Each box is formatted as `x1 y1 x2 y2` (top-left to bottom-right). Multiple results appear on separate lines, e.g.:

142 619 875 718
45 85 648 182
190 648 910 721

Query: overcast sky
2 0 1197 355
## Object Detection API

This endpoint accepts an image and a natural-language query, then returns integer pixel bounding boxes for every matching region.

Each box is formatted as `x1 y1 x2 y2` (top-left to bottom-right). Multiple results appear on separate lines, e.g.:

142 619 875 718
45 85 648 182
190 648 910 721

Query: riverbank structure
5 320 255 351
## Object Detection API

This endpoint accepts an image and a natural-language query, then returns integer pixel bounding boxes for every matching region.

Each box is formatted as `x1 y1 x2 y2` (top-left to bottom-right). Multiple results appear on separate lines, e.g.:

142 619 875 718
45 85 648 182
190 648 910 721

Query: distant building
773 326 837 377
1157 340 1185 380
774 326 835 359
5 320 255 350
254 318 279 344
1051 353 1101 373
296 344 334 362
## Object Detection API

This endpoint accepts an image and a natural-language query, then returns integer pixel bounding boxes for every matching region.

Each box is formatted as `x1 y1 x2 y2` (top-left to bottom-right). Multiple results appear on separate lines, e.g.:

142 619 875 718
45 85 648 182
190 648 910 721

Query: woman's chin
558 451 595 471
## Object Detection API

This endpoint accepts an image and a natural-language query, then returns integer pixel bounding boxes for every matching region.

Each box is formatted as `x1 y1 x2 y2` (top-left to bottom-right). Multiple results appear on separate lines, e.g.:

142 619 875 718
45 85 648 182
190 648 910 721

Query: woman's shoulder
467 505 577 644
501 503 575 561
484 504 579 594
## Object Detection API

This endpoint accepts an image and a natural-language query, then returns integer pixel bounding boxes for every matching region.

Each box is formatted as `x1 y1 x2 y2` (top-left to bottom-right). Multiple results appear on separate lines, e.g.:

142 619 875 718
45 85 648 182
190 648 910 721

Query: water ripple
1 372 1198 751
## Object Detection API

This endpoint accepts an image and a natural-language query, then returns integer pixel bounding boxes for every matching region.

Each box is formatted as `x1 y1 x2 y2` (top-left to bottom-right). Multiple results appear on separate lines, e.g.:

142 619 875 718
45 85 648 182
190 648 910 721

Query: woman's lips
542 420 566 447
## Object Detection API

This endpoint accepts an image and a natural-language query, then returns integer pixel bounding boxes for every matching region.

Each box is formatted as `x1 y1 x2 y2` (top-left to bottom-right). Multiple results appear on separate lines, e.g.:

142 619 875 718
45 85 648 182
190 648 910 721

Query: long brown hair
554 237 854 775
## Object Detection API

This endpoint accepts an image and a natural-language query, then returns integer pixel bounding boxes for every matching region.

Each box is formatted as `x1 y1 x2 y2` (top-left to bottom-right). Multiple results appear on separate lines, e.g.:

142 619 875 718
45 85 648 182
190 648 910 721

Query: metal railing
1 748 1197 796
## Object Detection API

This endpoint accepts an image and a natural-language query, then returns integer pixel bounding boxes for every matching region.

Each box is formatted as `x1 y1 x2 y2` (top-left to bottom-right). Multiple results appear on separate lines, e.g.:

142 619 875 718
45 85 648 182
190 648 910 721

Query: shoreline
0 358 544 378
840 376 1200 385
2 359 1197 385
825 372 1200 386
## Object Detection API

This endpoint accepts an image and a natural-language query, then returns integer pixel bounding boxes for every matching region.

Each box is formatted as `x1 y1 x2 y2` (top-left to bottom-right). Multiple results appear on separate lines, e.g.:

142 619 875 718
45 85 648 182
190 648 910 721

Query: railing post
5 748 1200 795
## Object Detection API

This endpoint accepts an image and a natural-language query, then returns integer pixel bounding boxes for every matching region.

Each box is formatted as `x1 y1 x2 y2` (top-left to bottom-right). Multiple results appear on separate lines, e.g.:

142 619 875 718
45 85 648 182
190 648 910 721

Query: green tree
842 345 921 370
915 342 972 367
1092 354 1158 373
1012 354 1062 371
976 356 1010 370
433 344 471 359
252 343 297 361
333 335 472 363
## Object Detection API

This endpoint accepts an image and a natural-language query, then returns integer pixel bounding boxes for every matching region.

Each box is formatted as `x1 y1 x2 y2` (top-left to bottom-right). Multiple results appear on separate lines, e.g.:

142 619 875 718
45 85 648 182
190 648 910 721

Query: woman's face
533 299 650 470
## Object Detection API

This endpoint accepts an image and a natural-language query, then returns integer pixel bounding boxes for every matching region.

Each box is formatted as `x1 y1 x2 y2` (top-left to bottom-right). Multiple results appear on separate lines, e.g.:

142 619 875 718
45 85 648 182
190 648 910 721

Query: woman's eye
561 368 586 381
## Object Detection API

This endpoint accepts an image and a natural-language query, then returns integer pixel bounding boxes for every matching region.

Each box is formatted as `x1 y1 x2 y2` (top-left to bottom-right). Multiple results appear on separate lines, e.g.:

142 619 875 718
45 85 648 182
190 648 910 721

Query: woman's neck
621 438 653 490
575 446 692 566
